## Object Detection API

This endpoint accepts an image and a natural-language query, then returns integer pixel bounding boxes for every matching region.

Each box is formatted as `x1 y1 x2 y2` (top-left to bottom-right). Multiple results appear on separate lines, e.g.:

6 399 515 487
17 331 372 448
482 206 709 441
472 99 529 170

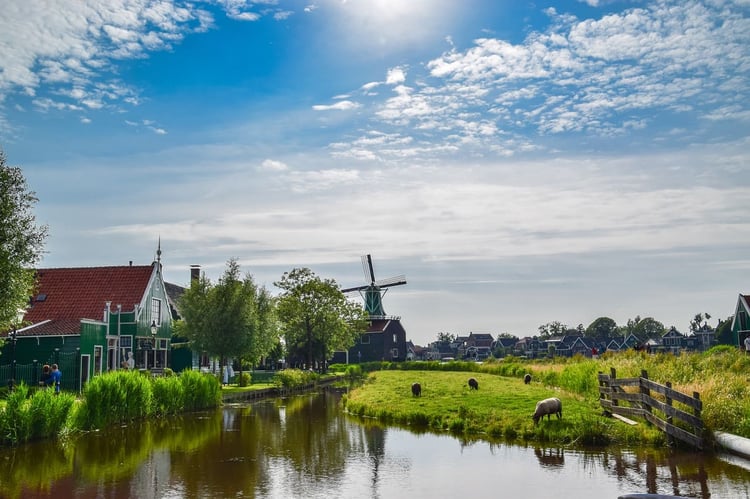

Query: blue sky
2 0 749 346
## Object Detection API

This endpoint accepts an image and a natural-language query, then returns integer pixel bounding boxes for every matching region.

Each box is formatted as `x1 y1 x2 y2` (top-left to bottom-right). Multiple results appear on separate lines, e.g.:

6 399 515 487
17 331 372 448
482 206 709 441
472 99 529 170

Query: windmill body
334 255 410 363
341 254 406 318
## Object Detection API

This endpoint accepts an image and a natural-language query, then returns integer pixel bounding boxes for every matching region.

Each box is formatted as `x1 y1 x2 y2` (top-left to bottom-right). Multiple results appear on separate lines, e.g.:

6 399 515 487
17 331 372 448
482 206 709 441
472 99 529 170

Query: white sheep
532 397 562 425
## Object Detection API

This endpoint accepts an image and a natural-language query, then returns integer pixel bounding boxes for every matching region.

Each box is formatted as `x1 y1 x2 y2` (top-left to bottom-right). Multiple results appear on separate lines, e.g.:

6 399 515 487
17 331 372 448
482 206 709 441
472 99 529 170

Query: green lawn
344 370 664 446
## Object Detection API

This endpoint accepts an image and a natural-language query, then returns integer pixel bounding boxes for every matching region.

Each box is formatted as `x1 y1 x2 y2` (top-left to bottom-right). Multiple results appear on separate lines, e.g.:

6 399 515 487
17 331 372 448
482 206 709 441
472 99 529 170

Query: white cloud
326 0 750 160
312 100 361 111
260 158 288 171
386 67 406 85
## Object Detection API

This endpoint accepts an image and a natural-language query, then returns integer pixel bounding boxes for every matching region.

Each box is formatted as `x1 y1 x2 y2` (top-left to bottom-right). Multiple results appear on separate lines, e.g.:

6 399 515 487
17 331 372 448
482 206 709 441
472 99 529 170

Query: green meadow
342 346 750 447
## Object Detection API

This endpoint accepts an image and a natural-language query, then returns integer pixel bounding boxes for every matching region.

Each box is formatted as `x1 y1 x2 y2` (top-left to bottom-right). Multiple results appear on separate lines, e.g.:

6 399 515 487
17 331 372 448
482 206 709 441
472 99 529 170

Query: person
40 364 51 387
50 363 62 394
744 335 750 354
126 351 135 370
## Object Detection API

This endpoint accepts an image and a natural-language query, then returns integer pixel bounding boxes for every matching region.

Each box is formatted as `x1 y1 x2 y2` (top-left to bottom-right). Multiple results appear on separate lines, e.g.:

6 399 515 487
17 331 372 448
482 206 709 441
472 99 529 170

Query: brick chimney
190 265 201 283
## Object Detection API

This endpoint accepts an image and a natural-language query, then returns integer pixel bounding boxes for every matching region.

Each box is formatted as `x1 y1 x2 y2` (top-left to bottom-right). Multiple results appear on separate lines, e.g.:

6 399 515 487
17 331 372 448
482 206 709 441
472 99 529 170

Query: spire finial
156 236 162 264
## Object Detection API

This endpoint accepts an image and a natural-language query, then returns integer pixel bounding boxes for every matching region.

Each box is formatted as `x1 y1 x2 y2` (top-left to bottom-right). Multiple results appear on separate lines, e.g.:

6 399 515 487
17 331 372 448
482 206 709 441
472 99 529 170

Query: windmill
342 254 406 318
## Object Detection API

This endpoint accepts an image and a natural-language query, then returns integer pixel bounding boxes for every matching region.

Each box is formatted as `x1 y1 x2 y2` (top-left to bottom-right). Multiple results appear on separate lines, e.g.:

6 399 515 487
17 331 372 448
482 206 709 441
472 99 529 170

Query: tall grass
0 384 76 445
1 369 222 445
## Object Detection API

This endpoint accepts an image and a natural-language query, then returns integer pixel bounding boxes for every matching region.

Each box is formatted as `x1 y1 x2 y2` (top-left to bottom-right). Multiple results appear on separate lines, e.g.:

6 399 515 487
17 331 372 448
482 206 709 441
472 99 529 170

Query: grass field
343 369 665 446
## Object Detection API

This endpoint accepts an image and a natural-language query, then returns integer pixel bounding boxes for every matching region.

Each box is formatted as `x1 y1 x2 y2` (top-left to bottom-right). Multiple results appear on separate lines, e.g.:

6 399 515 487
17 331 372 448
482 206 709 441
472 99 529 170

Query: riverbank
343 370 666 446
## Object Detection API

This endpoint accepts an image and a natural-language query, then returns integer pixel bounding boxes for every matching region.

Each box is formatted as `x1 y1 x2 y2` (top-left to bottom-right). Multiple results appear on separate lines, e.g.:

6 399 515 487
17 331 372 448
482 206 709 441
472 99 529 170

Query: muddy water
0 390 748 499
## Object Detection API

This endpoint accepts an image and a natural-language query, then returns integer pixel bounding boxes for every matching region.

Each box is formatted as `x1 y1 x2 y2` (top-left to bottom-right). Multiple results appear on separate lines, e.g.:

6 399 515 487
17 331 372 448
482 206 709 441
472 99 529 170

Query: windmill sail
342 254 406 317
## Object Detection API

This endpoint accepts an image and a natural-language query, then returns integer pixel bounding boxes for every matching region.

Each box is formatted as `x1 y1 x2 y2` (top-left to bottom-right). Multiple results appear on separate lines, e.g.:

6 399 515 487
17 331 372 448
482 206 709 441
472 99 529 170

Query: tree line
175 260 368 373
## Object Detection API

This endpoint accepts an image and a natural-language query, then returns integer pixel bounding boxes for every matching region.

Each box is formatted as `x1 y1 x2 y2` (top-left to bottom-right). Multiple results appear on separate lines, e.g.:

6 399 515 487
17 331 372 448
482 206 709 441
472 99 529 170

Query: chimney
190 265 201 283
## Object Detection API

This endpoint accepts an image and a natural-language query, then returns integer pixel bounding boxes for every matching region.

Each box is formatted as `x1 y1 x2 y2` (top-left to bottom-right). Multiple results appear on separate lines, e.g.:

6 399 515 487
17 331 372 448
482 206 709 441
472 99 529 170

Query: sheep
411 382 422 397
524 373 531 385
532 397 562 425
468 377 479 390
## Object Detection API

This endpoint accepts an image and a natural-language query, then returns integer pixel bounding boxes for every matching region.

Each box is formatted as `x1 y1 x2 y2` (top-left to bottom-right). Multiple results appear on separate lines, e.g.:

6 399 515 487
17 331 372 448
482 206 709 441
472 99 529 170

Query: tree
0 151 48 331
178 259 277 369
538 321 567 339
436 332 456 344
690 312 712 332
714 316 734 345
633 317 665 338
585 317 618 340
275 268 367 370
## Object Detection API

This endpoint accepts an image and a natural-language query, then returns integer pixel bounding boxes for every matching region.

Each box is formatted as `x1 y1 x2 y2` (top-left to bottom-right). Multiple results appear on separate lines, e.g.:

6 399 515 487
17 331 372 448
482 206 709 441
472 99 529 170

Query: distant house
1 258 171 391
334 317 407 364
730 294 750 348
661 327 685 353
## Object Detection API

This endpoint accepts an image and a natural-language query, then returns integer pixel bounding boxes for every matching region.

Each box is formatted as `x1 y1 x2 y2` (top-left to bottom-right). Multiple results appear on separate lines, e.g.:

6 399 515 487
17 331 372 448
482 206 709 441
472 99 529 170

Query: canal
0 389 749 498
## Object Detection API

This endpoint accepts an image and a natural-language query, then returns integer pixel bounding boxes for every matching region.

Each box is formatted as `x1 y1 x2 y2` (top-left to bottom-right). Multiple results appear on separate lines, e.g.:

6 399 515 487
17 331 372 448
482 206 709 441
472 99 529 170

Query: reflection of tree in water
583 447 745 499
534 447 565 468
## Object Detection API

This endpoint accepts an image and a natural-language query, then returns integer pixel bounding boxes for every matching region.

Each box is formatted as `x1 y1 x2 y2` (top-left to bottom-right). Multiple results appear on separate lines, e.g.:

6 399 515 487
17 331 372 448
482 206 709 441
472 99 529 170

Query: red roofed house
1 257 172 392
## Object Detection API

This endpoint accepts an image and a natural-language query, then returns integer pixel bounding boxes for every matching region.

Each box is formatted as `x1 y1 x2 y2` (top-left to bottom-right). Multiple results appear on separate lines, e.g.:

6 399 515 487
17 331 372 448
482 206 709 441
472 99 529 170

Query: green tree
275 268 367 370
0 151 48 331
436 332 456 344
585 317 618 340
538 321 567 339
633 317 665 338
714 316 734 345
690 312 712 332
177 259 277 369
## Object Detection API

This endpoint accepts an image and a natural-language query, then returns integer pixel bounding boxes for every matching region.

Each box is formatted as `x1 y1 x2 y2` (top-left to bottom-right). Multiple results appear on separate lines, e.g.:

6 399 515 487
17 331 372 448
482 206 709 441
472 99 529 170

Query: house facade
1 260 172 391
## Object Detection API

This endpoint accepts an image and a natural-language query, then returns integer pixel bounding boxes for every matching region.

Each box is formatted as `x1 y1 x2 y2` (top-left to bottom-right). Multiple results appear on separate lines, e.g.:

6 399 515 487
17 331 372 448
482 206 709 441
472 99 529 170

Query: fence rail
598 368 703 449
1 349 81 393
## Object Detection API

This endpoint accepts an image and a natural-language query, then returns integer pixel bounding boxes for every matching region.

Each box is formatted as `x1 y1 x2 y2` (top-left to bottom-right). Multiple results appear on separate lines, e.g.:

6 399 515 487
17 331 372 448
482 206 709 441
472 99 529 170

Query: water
1 390 748 499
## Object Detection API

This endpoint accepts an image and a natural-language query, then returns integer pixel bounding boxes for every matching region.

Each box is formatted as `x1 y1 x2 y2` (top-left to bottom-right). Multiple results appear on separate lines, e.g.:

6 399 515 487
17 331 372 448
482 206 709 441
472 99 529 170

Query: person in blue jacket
50 363 62 394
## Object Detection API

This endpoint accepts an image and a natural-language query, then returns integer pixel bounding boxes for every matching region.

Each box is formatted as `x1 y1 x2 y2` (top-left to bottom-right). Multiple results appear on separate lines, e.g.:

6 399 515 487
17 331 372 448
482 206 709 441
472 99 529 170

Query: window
158 338 168 350
360 334 370 344
393 333 398 343
94 346 103 375
151 298 162 326
120 336 132 349
391 348 398 358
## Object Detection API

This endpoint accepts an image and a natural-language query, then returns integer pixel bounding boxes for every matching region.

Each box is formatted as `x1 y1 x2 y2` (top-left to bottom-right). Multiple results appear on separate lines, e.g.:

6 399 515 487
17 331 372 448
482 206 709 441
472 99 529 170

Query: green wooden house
731 293 750 348
1 259 172 391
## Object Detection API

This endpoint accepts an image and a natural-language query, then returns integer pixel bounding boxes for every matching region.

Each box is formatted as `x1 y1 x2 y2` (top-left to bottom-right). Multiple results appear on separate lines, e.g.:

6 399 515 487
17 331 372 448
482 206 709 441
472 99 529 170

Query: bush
273 369 318 389
238 372 251 387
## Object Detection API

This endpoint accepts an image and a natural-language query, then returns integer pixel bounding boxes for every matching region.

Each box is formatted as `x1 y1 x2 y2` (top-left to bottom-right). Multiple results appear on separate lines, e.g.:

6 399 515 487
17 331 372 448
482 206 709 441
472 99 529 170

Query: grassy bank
343 346 750 446
0 369 221 446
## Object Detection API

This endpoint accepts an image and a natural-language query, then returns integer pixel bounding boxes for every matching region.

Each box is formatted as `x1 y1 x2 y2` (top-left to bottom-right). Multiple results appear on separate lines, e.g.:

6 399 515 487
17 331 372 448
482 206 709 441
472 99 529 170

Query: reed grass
0 369 221 446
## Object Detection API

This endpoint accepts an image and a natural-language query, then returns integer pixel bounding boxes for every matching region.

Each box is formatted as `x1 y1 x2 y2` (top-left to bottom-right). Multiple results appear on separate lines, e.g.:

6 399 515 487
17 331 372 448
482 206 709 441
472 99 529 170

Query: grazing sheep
411 382 422 397
468 377 479 390
532 397 562 425
524 373 531 384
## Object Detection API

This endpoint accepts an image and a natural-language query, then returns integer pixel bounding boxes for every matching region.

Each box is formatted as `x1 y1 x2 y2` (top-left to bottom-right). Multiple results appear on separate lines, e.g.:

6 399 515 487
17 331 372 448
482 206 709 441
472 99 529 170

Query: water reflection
0 390 748 499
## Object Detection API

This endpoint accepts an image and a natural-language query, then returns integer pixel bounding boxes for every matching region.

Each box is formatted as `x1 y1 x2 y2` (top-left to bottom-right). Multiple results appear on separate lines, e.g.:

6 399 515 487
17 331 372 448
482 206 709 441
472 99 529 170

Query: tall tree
177 259 277 368
275 268 367 370
538 321 567 339
633 317 666 338
0 151 48 331
585 317 618 340
690 312 712 332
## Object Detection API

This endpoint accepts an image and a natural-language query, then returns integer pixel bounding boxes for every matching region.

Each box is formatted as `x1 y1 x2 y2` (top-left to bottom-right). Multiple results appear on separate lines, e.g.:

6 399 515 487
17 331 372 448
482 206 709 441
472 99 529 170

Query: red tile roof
15 265 156 337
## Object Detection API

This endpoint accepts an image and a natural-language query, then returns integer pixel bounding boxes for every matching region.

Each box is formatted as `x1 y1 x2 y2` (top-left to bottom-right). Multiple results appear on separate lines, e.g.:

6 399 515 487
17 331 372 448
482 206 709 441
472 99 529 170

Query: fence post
693 391 703 445
610 367 618 408
666 381 674 446
640 369 651 416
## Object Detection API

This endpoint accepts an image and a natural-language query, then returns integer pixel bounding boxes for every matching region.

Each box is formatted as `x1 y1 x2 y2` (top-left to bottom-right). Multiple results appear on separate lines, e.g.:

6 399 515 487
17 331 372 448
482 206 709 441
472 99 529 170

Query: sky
1 0 749 347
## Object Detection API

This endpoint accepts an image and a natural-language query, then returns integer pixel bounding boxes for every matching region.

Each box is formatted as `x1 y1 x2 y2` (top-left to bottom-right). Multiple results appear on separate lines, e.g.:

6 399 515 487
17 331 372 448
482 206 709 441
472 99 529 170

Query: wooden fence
598 368 704 449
